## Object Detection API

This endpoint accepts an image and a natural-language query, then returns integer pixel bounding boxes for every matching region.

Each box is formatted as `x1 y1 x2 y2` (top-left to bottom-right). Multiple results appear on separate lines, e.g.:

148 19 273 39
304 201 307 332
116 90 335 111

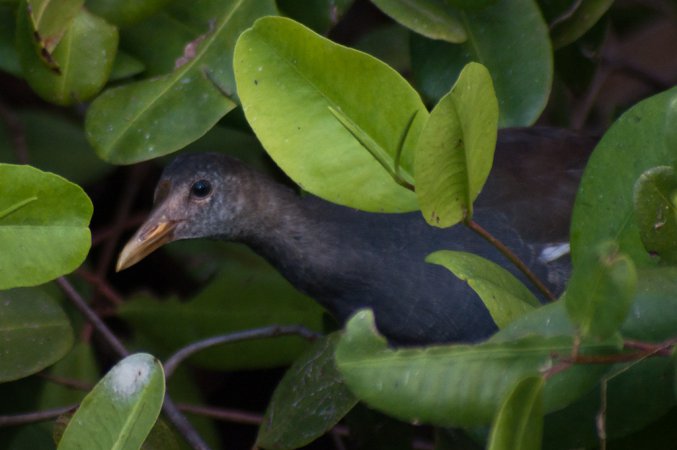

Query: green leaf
16 3 119 105
25 0 83 53
487 376 544 450
0 288 74 382
86 0 276 164
565 242 637 339
633 166 677 263
119 251 325 370
335 310 611 427
87 0 171 26
109 50 145 81
256 334 358 449
549 0 613 49
277 0 354 34
410 0 552 127
371 0 466 43
57 353 165 450
415 62 498 226
234 16 426 212
0 164 92 289
0 110 113 185
426 250 538 328
0 5 21 76
571 87 677 267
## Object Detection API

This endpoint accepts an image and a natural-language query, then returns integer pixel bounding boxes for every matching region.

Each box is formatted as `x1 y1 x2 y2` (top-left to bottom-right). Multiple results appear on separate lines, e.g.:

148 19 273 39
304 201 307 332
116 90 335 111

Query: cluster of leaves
0 0 676 449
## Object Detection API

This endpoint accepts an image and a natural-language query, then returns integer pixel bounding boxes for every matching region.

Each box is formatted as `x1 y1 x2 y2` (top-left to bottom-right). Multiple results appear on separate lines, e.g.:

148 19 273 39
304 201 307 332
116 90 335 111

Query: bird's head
116 153 250 271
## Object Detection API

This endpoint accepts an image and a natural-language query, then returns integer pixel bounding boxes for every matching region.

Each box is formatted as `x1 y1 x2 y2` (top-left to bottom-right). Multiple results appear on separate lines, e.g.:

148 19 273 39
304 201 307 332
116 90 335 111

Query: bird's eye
190 180 212 198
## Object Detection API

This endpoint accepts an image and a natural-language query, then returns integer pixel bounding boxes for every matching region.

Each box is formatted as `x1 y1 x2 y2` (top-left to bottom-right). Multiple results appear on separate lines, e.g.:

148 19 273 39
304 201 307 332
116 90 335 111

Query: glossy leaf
257 334 357 449
371 0 466 43
410 0 552 127
277 0 354 34
0 288 74 382
487 376 544 450
87 0 171 26
235 16 426 212
415 62 498 226
565 242 637 339
16 3 118 105
571 87 677 267
119 252 325 370
427 250 538 328
549 0 614 49
25 0 83 53
0 164 92 289
633 166 677 263
0 110 113 185
335 310 611 427
57 353 165 450
86 0 276 164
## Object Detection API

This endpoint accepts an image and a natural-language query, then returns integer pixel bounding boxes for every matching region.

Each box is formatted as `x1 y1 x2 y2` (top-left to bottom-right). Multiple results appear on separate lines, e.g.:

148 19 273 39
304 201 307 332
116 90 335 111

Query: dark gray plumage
117 128 595 345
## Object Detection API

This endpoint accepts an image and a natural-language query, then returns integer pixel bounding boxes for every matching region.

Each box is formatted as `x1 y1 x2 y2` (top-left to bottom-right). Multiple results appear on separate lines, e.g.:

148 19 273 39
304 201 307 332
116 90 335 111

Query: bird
116 128 596 345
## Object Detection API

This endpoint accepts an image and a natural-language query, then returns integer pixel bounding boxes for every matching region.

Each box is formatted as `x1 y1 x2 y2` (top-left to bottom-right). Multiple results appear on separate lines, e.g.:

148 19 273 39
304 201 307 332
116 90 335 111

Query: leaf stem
464 219 556 301
0 404 77 427
0 196 37 220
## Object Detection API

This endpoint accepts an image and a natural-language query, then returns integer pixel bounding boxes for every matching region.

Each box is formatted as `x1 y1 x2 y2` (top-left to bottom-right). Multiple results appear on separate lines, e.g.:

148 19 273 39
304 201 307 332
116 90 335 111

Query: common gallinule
117 128 596 345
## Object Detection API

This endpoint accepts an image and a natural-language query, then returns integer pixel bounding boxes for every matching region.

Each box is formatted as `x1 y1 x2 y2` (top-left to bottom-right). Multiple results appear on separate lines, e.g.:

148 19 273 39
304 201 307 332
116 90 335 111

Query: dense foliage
0 0 676 449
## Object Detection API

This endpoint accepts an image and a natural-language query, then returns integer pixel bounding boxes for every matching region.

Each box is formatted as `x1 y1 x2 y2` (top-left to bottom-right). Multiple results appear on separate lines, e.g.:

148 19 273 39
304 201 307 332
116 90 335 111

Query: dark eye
190 180 212 198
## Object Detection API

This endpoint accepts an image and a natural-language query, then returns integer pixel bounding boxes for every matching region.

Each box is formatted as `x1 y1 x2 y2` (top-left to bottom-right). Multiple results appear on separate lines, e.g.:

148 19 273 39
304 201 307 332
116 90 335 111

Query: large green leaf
86 0 276 164
410 0 552 127
56 353 165 450
234 16 427 212
119 251 325 370
487 376 544 450
16 3 118 105
427 250 538 328
633 166 677 263
335 310 611 427
0 164 92 289
371 0 466 43
257 334 357 449
415 62 498 226
571 88 677 266
24 0 83 53
0 288 74 382
565 242 637 339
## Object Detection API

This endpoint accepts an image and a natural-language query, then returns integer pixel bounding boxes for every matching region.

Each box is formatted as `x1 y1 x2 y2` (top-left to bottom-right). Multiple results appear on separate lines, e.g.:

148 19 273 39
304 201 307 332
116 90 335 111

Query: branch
164 325 321 378
465 219 556 301
0 405 77 427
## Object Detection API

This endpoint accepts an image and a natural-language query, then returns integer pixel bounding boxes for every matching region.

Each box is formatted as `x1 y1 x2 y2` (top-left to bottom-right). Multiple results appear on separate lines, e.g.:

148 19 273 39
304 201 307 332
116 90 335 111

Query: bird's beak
116 214 178 272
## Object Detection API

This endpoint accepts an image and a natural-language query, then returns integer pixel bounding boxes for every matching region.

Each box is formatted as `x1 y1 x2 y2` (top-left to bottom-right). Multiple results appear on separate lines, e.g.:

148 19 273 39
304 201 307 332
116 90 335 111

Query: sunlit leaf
16 3 118 105
427 250 538 329
415 62 498 226
56 353 165 450
86 0 276 164
0 288 73 382
0 164 92 289
410 0 552 126
488 376 544 450
235 16 426 212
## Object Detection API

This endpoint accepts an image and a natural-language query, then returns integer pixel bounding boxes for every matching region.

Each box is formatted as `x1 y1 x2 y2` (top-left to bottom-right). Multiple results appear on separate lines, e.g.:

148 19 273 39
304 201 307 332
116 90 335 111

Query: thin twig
57 277 129 358
77 268 124 306
177 404 264 426
164 325 322 378
465 219 556 301
0 404 77 427
91 213 147 246
38 373 94 391
56 277 211 450
163 397 212 450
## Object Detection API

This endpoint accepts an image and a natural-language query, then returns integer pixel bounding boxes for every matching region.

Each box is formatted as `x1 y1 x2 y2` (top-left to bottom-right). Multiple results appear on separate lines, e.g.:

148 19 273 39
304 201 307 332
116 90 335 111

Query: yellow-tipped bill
116 220 176 272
